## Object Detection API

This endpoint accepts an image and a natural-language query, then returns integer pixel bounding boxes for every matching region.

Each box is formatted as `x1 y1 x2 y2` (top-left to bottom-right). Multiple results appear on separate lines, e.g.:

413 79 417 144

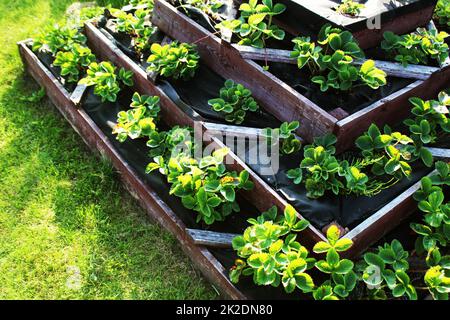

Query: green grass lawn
0 0 216 299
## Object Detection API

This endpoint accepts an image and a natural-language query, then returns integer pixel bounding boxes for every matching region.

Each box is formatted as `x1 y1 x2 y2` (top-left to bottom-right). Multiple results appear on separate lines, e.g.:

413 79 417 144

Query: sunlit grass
0 0 216 300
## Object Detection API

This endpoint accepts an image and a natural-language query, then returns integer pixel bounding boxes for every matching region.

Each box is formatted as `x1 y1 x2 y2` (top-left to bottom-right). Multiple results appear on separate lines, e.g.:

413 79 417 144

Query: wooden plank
187 229 238 248
151 0 337 143
70 84 87 106
202 122 268 139
232 44 295 64
233 44 439 80
19 42 246 300
202 122 304 145
427 147 450 160
344 170 438 258
351 5 435 49
353 59 438 80
335 64 450 152
329 108 350 121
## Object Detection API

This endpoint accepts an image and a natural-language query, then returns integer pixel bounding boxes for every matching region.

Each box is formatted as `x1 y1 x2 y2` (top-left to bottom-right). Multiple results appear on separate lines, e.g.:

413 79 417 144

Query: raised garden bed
152 0 450 151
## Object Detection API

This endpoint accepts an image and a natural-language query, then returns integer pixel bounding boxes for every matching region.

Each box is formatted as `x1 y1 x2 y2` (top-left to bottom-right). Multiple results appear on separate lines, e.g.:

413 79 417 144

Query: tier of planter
152 0 450 152
275 0 438 49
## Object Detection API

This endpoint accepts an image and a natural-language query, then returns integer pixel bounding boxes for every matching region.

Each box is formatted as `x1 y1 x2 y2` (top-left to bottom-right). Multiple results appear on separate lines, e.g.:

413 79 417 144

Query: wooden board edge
343 169 438 257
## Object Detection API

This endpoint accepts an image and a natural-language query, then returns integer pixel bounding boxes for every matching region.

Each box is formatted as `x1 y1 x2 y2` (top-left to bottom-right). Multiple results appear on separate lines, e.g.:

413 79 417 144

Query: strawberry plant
230 208 358 299
382 28 449 67
434 0 450 29
424 257 450 300
411 162 450 253
207 80 260 124
146 126 196 159
177 0 224 21
404 92 450 154
147 148 254 224
67 5 106 27
287 134 342 199
287 131 398 199
355 124 421 178
359 239 417 300
215 0 286 48
113 92 161 142
79 61 134 102
110 8 156 56
129 0 154 7
53 44 96 83
291 25 387 92
263 121 302 155
33 24 87 56
312 225 356 300
335 0 365 17
230 205 315 292
410 161 450 300
113 10 140 34
231 162 450 300
147 41 200 80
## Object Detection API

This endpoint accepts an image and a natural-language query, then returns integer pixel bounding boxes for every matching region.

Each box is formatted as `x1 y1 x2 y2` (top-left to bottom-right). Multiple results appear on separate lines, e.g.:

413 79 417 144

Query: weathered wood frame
19 26 449 298
151 0 450 152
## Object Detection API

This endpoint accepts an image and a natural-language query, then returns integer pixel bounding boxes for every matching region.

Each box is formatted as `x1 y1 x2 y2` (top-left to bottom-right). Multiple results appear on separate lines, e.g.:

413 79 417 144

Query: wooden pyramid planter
18 3 450 299
19 36 447 297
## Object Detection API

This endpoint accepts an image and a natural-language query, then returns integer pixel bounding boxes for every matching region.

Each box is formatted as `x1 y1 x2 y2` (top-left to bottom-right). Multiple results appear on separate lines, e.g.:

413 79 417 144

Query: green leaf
334 259 354 274
326 248 340 268
334 238 353 252
315 261 332 273
220 186 236 202
313 241 332 254
248 13 266 25
294 273 314 293
420 147 434 167
269 239 283 255
326 225 341 244
181 196 196 209
364 252 385 270
207 196 222 208
283 204 297 227
232 236 246 250
379 249 396 264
